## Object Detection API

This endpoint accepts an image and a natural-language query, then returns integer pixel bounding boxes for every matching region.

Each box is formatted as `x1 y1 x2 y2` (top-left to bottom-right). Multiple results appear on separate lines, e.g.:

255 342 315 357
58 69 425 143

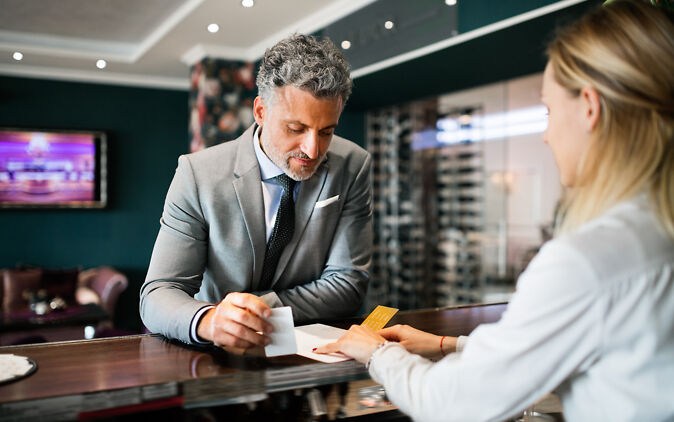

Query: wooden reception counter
0 303 506 421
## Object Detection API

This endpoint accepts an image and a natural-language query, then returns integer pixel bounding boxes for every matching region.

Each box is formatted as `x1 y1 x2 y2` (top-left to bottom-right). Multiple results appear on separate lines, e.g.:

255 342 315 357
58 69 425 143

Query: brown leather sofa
1 266 128 317
1 266 129 345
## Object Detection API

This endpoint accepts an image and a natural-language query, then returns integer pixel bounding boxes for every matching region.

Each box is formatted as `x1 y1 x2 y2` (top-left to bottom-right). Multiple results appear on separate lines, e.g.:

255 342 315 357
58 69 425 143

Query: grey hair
256 34 352 106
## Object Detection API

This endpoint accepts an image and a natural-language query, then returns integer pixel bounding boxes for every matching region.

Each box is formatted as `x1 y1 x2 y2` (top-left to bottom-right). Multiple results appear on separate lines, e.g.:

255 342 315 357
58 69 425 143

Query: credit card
361 305 398 330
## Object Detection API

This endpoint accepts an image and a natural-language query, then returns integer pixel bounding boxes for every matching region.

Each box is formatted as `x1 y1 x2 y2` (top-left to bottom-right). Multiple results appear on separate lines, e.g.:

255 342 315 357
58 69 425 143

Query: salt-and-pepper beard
260 130 326 181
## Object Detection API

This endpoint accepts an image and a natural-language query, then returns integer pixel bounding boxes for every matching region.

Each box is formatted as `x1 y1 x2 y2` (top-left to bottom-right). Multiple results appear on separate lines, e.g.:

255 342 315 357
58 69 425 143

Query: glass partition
365 72 559 311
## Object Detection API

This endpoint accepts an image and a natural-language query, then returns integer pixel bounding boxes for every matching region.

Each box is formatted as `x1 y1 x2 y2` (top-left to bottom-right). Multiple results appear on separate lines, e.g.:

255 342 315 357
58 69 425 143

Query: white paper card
295 324 351 363
264 306 298 357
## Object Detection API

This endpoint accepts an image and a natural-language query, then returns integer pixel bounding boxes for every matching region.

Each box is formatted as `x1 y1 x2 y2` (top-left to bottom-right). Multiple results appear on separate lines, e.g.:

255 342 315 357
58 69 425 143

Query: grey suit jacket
140 124 373 343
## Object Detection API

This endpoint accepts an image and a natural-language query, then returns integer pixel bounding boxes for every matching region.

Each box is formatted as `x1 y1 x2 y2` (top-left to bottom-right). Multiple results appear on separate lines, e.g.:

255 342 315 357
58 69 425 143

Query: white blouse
369 194 674 422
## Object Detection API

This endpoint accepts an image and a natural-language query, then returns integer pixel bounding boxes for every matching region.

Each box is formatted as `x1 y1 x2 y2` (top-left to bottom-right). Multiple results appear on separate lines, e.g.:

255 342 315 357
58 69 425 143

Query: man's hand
379 324 456 359
197 292 273 349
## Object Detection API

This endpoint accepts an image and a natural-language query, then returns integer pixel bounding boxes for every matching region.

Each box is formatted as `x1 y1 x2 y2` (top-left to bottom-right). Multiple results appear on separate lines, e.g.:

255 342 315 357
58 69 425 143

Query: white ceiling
0 0 377 90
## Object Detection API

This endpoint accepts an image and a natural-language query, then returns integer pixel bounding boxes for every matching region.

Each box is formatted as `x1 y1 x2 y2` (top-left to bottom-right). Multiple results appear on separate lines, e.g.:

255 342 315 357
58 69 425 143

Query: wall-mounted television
0 128 107 209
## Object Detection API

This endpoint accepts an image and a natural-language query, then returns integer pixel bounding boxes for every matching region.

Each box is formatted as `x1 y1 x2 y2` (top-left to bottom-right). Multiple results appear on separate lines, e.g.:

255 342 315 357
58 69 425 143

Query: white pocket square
314 195 339 208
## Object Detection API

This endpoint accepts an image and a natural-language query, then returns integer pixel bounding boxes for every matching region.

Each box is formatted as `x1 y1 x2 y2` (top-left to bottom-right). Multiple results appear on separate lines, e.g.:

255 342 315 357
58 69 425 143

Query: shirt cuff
456 335 469 353
190 305 216 344
367 342 406 381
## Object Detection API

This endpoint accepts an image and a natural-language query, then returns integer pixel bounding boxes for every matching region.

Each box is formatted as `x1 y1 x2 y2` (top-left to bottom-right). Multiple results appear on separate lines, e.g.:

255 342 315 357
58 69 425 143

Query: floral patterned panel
189 58 257 152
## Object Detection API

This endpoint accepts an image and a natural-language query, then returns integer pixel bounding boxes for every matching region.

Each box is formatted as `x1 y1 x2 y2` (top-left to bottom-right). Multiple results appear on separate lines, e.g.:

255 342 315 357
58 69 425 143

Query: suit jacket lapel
232 124 266 287
271 159 329 288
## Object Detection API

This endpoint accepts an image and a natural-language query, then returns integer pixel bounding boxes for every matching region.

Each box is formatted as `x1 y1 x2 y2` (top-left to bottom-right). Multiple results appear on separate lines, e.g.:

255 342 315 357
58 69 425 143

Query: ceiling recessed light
96 59 107 69
445 0 457 5
384 20 394 30
241 0 254 7
207 23 219 33
341 40 351 50
12 51 23 61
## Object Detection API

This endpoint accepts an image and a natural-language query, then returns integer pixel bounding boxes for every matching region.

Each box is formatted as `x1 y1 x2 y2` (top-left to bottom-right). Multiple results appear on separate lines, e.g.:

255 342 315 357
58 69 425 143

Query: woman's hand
314 324 387 364
379 324 457 360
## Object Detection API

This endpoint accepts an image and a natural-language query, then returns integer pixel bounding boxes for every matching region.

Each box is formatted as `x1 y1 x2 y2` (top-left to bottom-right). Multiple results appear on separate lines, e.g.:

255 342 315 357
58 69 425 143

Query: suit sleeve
269 153 373 321
139 155 213 343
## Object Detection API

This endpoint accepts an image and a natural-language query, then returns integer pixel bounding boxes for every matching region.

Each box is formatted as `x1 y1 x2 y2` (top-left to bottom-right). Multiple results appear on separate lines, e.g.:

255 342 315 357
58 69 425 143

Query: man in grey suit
140 34 372 349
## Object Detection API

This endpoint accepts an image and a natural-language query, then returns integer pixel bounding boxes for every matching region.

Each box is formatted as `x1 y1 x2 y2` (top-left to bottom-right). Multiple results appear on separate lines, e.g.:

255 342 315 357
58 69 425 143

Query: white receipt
295 324 351 363
264 306 298 357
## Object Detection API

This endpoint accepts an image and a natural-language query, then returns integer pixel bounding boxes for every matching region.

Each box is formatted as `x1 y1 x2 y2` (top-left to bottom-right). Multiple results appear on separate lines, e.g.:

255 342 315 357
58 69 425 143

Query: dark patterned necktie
259 174 297 290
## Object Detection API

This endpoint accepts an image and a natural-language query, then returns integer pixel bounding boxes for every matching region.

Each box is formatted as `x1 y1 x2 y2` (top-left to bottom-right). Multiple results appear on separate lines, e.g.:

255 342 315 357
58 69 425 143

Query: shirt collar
253 126 284 181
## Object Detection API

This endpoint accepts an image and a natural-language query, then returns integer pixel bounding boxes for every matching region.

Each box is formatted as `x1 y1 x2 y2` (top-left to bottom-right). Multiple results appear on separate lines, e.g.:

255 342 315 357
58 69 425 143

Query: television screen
0 128 107 208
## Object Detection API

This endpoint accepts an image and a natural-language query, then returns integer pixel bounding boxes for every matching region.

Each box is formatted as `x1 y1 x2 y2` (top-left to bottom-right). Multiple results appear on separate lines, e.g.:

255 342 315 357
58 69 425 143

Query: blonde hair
547 0 674 237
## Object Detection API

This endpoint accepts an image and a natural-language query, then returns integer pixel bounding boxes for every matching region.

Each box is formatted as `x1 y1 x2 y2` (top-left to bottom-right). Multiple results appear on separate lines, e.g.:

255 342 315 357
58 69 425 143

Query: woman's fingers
379 324 405 341
314 341 340 354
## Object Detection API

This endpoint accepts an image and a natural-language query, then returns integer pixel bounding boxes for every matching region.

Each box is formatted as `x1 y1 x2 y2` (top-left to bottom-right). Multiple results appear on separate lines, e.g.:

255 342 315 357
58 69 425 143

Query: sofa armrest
77 267 128 319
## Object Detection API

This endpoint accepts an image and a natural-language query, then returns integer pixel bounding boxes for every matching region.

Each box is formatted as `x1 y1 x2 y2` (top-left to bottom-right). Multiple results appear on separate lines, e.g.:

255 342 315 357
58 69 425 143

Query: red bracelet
440 336 447 357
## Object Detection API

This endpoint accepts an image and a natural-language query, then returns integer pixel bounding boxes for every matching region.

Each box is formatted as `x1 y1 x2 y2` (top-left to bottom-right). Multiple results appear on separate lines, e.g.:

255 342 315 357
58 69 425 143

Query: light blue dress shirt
252 126 301 241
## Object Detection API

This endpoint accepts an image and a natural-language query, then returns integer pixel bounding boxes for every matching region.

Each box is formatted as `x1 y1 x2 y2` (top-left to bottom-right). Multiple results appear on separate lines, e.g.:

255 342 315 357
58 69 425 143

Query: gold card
361 305 399 330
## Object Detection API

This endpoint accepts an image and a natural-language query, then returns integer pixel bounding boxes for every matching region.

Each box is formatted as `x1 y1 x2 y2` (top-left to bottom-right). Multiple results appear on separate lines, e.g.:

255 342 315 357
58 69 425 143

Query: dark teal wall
0 76 188 330
336 110 366 148
458 0 561 33
347 0 600 111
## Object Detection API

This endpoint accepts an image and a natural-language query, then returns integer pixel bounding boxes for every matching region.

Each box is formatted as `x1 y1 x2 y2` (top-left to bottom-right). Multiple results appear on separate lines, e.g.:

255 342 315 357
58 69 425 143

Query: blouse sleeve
368 239 603 422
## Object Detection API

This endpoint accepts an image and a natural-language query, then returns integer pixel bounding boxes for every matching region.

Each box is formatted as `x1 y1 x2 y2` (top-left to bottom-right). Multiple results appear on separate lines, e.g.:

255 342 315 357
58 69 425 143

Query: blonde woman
316 1 674 420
